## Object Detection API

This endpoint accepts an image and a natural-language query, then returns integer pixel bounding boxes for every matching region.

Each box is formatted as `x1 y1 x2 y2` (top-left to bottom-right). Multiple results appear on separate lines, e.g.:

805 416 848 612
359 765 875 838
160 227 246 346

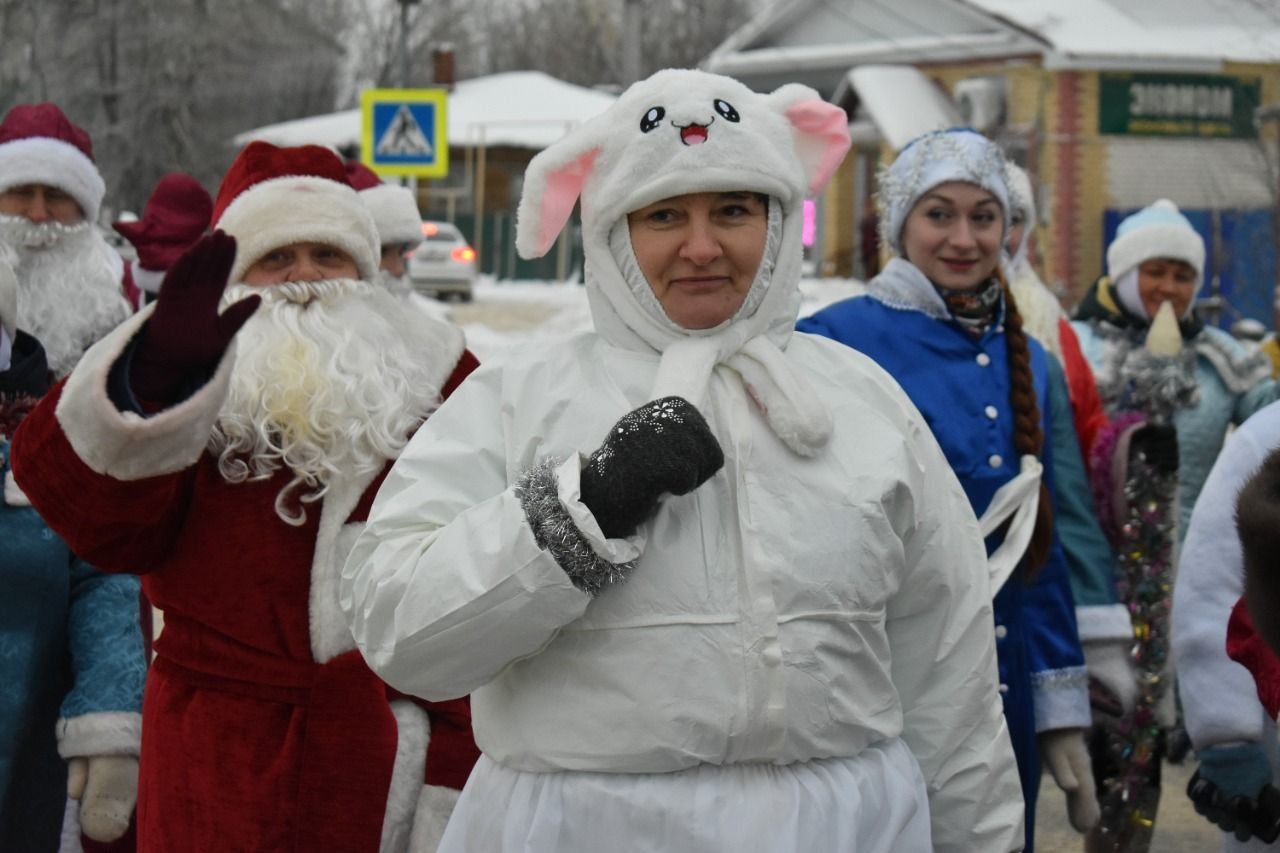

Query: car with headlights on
407 220 477 302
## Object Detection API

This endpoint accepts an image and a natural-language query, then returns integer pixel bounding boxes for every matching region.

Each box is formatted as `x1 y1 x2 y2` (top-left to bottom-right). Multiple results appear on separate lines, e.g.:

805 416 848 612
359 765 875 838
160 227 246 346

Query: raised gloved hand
1040 728 1101 833
67 754 138 842
129 230 260 402
579 396 724 538
1083 638 1137 716
1129 422 1179 476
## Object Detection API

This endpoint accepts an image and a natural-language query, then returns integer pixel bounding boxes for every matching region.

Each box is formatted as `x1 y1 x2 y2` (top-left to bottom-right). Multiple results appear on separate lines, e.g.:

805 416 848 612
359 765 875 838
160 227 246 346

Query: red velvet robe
12 350 480 852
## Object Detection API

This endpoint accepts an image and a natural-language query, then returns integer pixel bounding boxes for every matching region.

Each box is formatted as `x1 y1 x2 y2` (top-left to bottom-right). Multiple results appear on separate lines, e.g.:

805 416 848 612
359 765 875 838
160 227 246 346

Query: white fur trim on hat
0 136 105 222
215 175 380 283
1105 199 1205 287
360 184 423 249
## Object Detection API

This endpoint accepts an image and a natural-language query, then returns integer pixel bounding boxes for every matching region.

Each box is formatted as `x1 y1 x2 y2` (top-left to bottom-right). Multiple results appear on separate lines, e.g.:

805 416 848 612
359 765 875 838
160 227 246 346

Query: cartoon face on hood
516 68 849 354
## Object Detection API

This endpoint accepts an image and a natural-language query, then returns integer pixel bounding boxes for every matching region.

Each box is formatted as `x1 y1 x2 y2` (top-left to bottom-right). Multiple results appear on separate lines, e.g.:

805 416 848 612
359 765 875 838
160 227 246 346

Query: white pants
438 738 933 852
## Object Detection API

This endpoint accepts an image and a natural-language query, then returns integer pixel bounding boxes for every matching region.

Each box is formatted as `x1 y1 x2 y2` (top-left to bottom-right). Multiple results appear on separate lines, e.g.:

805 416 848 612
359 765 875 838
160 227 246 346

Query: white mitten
1083 638 1137 714
67 754 138 842
1039 728 1101 833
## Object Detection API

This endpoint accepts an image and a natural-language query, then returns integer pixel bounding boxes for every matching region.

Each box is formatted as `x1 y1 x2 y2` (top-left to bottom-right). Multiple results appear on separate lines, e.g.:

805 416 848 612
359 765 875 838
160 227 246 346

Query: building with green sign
705 0 1280 327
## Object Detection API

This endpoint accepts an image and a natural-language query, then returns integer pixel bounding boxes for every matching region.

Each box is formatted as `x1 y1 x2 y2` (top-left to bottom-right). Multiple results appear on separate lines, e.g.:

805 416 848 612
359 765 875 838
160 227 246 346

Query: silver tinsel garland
1089 324 1200 852
515 458 637 597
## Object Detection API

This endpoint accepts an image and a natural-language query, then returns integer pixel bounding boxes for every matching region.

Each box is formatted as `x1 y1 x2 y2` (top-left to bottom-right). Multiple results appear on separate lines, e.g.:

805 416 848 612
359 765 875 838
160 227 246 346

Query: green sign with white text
1099 72 1260 139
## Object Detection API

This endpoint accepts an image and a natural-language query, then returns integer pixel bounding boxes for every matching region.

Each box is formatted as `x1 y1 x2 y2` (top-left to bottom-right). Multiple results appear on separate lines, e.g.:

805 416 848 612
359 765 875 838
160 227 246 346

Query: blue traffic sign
361 89 449 178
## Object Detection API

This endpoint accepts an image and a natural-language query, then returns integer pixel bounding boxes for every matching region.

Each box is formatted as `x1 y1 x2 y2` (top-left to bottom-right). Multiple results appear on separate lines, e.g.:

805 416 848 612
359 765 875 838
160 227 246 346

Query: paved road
1035 758 1223 852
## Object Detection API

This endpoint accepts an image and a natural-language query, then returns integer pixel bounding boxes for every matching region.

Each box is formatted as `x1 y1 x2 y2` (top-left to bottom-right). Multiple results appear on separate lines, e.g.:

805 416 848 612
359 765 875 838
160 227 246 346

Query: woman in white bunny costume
342 69 1023 852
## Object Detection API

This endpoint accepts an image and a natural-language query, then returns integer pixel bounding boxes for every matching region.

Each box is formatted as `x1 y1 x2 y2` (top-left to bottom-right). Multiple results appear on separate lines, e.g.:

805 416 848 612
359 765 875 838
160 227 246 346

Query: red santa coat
1228 598 1280 721
11 305 480 852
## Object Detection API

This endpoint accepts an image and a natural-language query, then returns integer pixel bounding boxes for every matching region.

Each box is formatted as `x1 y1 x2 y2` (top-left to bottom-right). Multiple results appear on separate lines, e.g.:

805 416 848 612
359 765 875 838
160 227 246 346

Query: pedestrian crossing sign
360 88 448 178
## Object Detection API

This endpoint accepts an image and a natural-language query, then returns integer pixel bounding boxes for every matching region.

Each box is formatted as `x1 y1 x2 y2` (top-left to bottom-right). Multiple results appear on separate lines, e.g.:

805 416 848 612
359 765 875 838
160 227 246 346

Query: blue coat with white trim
0 332 146 852
798 260 1088 850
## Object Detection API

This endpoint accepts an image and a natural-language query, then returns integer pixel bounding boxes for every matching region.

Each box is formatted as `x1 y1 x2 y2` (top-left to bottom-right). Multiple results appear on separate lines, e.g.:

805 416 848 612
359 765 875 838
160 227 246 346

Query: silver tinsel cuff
515 458 637 597
1031 665 1092 732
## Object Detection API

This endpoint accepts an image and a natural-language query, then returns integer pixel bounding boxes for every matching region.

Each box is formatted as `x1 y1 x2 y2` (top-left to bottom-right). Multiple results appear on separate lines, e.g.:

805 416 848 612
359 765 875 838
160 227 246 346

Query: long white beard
211 278 442 525
0 214 132 377
375 267 413 297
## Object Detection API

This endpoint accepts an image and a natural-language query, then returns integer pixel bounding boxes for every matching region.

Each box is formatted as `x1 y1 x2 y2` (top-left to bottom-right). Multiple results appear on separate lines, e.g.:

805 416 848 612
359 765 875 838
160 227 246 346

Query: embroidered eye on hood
640 99 740 146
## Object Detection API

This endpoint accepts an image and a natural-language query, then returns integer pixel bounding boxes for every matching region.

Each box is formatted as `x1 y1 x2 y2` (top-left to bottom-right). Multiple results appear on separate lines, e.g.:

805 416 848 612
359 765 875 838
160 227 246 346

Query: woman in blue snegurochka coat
798 129 1099 852
0 302 146 851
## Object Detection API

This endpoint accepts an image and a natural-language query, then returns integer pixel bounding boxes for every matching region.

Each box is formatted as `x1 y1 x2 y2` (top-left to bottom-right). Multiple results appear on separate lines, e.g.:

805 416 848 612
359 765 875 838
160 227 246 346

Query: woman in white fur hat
342 70 1023 852
1071 198 1280 853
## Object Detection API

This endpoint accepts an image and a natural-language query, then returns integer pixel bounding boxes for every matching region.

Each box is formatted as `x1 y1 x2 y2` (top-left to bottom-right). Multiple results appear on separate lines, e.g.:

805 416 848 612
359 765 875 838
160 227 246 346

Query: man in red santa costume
0 103 137 379
345 160 423 298
11 140 479 852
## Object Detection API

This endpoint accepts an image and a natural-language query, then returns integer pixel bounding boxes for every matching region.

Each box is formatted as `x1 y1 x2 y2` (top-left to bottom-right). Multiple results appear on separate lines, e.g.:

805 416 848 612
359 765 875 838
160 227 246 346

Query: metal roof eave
1042 52 1226 73
702 0 820 64
705 31 1045 79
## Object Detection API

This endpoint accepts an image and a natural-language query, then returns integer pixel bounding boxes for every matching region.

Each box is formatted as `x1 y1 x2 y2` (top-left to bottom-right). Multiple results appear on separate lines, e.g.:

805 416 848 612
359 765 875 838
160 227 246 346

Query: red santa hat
344 161 424 250
0 102 105 222
213 141 379 283
113 172 213 272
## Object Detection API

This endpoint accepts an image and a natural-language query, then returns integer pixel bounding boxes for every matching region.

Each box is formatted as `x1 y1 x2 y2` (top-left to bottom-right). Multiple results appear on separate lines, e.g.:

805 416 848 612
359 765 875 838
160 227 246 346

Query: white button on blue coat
976 352 991 366
988 454 1002 468
985 405 998 419
999 683 1009 694
994 625 1008 639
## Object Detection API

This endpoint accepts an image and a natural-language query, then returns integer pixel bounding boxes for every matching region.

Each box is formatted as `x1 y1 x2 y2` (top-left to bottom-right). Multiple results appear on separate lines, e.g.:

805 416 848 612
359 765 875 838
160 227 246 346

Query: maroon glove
129 230 260 402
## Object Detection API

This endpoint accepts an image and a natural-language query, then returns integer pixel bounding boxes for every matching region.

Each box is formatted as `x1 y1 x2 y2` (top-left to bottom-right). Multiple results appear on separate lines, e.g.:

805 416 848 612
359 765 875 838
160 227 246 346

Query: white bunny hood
516 68 850 456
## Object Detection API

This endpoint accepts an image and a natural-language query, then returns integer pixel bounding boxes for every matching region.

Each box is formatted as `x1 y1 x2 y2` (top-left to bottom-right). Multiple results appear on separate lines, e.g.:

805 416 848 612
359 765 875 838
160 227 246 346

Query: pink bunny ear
516 148 599 259
785 100 851 196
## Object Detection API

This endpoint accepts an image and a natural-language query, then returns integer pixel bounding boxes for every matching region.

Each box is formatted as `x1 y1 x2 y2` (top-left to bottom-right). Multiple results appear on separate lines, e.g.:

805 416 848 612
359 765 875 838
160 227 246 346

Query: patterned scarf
935 276 1002 337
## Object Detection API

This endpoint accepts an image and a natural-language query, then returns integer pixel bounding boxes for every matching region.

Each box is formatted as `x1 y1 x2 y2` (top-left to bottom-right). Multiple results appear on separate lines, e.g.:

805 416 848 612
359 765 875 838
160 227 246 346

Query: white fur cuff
56 711 141 758
1031 666 1092 733
54 304 237 481
1075 604 1133 643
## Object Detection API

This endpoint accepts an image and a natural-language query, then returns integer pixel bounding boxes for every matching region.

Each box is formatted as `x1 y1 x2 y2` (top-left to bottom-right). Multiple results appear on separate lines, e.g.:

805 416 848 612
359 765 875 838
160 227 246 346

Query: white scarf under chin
592 201 831 457
212 278 442 525
0 214 131 377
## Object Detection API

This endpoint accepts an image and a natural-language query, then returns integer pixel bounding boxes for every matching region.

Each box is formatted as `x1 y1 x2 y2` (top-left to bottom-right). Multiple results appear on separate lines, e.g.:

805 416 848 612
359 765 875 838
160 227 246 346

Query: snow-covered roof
703 0 1280 96
702 0 1044 96
232 71 617 151
840 66 963 149
970 0 1280 69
